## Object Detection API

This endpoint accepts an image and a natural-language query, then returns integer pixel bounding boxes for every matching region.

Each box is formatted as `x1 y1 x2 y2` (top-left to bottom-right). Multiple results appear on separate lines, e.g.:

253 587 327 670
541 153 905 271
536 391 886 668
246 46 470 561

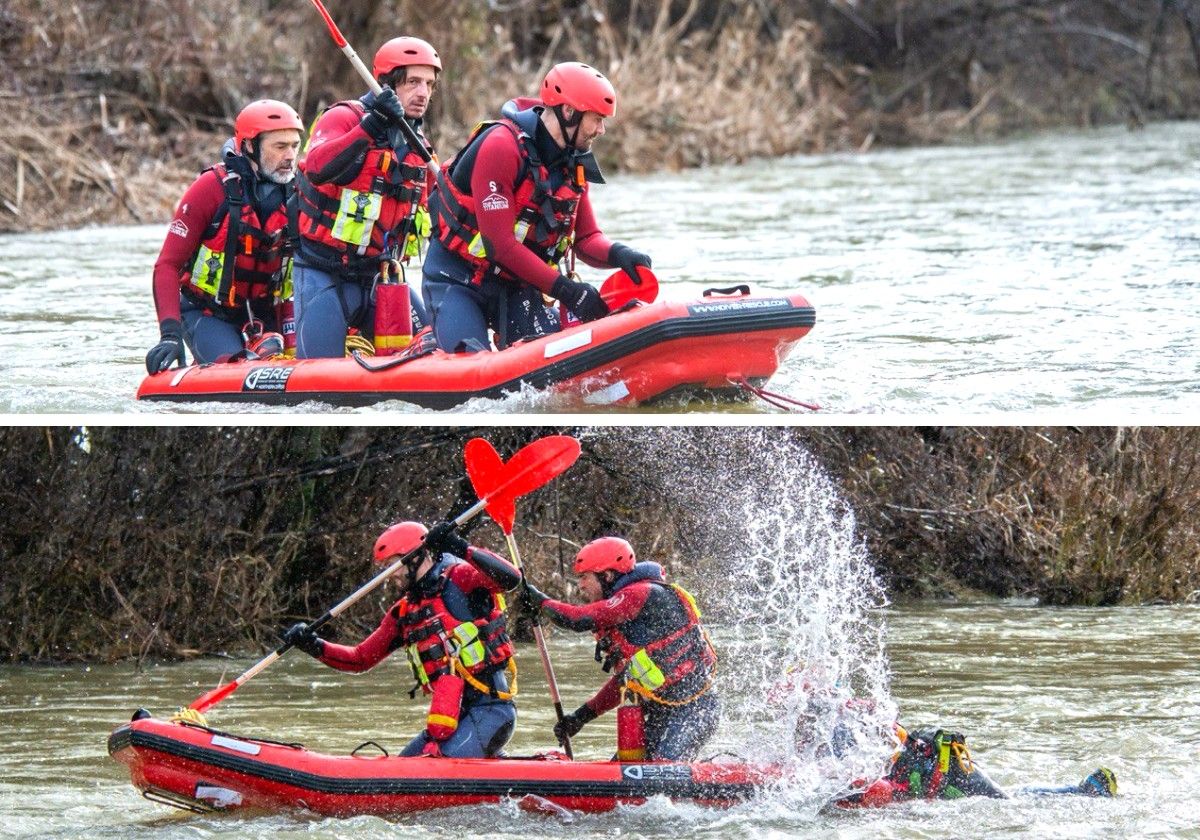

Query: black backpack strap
216 171 246 307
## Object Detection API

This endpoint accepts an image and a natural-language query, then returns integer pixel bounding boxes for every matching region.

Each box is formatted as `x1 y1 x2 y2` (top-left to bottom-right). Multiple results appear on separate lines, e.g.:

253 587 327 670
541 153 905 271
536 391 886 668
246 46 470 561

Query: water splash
602 428 897 806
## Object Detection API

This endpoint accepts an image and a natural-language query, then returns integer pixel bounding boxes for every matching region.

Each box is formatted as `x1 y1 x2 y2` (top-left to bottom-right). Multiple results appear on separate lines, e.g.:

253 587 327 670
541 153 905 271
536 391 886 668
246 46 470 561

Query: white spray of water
600 427 898 808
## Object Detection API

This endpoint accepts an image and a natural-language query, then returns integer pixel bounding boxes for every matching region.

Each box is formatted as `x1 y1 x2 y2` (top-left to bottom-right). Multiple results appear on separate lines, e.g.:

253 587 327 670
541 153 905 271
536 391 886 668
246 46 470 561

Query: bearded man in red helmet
146 99 303 373
520 537 720 761
281 521 522 758
422 61 653 352
290 36 439 358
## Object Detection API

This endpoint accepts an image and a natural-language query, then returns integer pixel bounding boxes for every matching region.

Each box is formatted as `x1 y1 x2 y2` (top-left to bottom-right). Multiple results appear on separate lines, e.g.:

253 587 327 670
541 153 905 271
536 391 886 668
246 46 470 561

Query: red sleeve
318 605 401 673
571 192 615 269
302 103 374 174
470 128 561 294
445 557 515 594
152 171 224 323
542 583 651 632
585 673 624 716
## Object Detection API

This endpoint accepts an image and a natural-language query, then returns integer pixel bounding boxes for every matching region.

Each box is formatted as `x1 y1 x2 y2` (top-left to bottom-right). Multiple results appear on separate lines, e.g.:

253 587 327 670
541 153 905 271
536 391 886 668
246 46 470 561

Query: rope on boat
170 706 209 727
731 376 820 412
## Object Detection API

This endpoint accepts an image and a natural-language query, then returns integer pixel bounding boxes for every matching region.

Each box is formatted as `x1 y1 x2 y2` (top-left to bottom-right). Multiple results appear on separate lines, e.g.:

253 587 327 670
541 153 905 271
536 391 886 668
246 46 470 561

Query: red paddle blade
464 438 515 533
600 265 658 308
189 679 237 714
464 436 581 534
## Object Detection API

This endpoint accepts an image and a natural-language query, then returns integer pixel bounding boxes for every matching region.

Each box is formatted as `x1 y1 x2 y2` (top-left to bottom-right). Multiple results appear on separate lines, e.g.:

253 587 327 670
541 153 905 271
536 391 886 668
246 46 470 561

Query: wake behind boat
136 286 815 409
108 714 775 816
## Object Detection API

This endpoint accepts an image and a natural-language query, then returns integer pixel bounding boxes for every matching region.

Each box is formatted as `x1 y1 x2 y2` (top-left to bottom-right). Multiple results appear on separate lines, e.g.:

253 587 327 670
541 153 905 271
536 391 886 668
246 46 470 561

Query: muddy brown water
0 121 1197 413
1 603 1195 838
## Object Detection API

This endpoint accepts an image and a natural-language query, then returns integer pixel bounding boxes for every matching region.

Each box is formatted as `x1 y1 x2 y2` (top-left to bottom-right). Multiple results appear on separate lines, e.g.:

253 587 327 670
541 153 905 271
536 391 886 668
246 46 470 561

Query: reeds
811 427 1200 606
5 0 1197 232
2 427 1199 663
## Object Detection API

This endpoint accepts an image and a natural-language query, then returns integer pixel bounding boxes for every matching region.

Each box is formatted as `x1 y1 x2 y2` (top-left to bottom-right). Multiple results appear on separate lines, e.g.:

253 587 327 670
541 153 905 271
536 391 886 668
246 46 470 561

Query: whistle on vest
373 258 413 356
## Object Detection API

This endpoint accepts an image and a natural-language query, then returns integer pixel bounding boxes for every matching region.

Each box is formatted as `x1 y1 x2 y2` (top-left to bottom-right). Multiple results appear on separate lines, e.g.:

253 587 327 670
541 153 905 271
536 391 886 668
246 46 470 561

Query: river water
0 121 1196 414
1 604 1196 839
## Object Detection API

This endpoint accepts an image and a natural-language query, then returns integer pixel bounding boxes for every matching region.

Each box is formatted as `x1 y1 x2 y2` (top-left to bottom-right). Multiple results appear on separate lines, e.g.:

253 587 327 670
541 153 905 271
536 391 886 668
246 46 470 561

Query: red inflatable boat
135 287 815 408
108 714 776 816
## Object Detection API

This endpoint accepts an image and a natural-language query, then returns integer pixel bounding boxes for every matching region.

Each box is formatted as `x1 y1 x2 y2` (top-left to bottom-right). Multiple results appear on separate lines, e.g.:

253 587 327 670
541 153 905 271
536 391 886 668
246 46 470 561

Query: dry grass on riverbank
0 96 202 229
814 427 1200 606
2 427 1199 663
0 0 836 232
5 1 1199 232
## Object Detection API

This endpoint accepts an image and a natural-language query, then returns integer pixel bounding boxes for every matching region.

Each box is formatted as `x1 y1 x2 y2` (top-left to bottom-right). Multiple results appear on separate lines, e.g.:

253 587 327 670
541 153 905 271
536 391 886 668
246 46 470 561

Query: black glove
517 578 549 615
425 520 470 558
553 704 598 745
608 242 652 284
374 85 407 124
145 318 186 374
281 622 324 658
551 275 609 323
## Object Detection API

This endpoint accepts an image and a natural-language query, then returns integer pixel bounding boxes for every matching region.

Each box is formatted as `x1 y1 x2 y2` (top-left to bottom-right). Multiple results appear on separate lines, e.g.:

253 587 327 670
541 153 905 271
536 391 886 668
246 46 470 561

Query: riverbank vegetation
3 1 1199 231
1 427 1197 663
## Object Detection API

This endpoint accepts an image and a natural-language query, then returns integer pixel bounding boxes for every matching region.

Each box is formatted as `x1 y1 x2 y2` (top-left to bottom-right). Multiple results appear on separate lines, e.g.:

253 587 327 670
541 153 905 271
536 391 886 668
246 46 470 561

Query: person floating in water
836 725 1118 807
769 668 1117 807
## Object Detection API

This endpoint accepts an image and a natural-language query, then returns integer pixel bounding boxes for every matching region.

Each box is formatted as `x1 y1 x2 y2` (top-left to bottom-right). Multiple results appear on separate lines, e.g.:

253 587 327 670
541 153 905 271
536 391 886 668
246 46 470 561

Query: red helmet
373 36 441 78
541 62 616 117
374 521 428 563
234 99 303 148
574 536 635 575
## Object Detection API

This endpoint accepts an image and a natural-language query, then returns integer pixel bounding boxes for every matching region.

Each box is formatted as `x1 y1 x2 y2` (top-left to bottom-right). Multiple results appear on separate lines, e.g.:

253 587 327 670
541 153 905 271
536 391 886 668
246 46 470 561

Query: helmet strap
599 570 619 599
551 104 583 149
241 137 263 170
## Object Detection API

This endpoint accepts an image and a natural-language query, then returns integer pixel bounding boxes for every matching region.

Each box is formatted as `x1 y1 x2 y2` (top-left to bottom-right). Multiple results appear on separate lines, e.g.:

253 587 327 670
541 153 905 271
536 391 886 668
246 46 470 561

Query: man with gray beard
146 100 303 372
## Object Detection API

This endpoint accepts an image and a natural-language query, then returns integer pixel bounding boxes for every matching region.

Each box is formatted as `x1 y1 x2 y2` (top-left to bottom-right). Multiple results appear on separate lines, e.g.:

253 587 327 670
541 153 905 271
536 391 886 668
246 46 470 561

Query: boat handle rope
351 344 438 372
732 375 820 412
703 284 751 297
351 740 389 758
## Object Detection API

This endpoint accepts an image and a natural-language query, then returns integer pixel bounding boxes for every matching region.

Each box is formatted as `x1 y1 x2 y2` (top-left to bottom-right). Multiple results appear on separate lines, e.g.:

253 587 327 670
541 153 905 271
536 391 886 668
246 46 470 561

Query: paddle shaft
190 500 484 712
504 532 573 759
305 0 438 176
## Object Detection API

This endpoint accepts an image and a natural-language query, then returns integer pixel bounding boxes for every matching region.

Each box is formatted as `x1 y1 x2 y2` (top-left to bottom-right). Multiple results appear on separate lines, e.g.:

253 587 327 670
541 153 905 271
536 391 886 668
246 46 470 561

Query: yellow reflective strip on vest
404 206 433 259
415 205 432 238
278 259 294 300
672 584 702 619
467 232 488 259
331 189 383 247
406 643 431 686
427 713 458 731
452 623 486 668
302 115 321 154
627 648 666 691
190 245 224 296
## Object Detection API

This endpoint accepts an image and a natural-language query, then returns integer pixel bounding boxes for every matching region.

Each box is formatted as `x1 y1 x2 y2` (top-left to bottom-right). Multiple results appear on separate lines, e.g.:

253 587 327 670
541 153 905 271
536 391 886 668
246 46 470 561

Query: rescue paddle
464 436 580 759
186 434 581 716
600 265 658 309
305 0 438 178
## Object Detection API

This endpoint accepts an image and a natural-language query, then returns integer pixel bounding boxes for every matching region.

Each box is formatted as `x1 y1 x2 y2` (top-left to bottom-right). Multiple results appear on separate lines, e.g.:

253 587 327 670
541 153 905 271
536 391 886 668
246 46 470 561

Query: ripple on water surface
1 122 1198 413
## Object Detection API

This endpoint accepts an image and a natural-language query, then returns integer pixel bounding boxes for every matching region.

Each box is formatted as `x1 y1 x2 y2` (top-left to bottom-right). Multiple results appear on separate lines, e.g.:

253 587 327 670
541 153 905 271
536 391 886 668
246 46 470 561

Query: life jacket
886 728 978 799
391 562 516 699
182 158 289 309
293 98 432 273
595 563 717 705
429 106 586 286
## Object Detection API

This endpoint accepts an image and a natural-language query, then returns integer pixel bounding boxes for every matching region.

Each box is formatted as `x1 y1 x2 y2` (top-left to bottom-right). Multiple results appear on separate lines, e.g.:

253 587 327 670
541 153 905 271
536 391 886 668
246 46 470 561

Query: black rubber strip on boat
108 726 758 802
